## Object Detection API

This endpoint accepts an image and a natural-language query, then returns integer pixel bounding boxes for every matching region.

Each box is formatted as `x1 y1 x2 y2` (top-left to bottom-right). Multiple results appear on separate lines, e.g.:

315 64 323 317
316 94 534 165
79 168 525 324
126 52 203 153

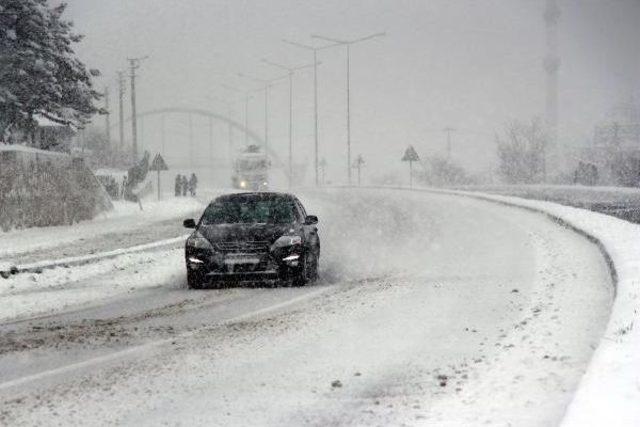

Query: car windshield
201 198 295 225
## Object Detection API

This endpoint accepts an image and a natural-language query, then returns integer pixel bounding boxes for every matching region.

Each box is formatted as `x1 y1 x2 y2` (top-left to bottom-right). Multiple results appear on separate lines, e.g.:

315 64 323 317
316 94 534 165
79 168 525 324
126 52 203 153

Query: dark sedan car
183 192 320 289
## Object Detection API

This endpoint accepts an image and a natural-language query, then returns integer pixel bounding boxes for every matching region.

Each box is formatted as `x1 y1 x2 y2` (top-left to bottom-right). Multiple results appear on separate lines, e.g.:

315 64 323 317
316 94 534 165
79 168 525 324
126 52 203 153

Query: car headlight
272 235 302 249
186 232 214 250
240 180 247 188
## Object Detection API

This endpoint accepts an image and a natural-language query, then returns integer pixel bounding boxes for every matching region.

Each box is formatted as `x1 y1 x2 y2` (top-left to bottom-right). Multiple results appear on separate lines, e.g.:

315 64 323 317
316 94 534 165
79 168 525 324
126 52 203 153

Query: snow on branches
0 0 102 140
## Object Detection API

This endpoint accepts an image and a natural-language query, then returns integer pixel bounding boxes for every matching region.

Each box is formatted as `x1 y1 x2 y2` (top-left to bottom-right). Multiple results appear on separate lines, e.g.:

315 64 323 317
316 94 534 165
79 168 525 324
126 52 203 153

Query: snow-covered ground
440 189 639 426
0 188 614 426
0 195 205 265
0 194 207 321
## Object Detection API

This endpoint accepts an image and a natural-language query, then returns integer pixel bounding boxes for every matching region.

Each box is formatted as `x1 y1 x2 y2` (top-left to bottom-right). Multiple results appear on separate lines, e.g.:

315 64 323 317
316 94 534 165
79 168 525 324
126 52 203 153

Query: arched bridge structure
117 107 285 170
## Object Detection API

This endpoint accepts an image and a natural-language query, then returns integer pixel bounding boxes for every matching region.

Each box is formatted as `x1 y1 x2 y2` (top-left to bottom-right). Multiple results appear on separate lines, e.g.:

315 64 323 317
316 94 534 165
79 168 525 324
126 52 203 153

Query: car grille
215 240 270 254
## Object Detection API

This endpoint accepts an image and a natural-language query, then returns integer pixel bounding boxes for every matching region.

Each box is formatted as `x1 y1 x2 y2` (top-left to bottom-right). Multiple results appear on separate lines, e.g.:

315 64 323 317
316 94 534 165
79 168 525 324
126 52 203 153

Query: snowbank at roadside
0 248 185 322
0 196 204 261
104 196 204 220
443 189 640 426
454 183 640 202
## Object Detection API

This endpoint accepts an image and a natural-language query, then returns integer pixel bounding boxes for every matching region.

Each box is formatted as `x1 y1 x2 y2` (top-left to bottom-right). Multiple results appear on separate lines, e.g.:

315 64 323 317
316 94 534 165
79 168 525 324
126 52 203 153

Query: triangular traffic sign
402 145 420 162
150 153 169 171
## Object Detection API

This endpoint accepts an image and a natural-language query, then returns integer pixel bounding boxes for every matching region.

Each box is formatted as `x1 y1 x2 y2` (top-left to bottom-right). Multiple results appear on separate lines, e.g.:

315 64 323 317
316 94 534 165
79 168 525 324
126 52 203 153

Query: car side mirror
304 215 318 225
183 218 196 229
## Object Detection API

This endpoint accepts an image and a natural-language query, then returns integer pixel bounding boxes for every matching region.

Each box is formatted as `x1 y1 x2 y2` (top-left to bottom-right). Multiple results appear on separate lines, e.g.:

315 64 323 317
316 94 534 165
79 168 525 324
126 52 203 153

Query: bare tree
415 155 474 187
496 118 547 184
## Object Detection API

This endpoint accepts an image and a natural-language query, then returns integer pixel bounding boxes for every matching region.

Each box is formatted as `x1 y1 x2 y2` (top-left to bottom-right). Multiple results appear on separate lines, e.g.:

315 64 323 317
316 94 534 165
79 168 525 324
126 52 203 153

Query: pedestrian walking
181 175 188 196
174 174 181 197
121 175 128 200
189 173 198 197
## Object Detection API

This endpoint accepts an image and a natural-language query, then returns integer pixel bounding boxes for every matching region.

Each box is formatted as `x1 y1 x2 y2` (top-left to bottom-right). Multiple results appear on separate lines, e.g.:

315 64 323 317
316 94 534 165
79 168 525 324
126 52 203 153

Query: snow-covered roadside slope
420 187 639 426
0 248 186 322
0 196 205 264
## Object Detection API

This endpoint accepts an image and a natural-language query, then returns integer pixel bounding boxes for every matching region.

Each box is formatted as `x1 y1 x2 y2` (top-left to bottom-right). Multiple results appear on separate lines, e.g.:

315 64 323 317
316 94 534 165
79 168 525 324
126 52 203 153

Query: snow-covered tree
0 0 101 141
496 118 547 184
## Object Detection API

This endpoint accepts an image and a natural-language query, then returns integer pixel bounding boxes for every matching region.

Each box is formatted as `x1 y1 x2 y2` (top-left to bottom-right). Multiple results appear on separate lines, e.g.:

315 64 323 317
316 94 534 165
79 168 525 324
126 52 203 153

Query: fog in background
63 0 640 183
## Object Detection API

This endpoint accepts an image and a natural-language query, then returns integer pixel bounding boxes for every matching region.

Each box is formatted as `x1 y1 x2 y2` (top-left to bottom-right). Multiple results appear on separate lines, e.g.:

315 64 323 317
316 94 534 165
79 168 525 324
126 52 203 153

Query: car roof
213 192 297 203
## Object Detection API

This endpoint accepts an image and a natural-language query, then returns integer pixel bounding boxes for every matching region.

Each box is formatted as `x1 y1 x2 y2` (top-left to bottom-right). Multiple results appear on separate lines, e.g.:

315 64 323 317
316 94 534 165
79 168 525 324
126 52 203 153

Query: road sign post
150 153 169 200
401 146 420 188
352 155 365 186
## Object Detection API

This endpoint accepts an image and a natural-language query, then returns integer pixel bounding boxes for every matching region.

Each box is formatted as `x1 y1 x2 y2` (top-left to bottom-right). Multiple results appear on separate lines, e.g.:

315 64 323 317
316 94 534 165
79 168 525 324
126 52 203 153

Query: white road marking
12 234 190 273
0 285 331 392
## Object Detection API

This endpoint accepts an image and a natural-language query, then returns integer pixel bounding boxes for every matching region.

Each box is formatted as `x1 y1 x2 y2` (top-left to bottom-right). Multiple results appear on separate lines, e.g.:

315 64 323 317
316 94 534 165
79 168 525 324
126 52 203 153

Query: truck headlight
240 180 247 188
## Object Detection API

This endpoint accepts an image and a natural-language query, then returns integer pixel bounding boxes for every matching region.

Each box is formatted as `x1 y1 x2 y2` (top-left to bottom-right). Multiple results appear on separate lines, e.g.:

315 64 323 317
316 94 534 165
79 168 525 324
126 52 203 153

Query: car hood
199 223 295 244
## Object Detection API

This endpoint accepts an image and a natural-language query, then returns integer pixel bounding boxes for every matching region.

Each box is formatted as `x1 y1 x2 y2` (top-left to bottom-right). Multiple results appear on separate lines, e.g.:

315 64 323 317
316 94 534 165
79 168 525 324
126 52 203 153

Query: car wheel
309 251 319 282
187 269 204 289
292 254 309 287
293 252 319 287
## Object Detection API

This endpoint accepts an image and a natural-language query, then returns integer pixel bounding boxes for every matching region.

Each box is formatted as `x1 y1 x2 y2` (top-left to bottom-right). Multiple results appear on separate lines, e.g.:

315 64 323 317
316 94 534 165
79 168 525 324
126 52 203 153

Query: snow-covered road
0 188 613 426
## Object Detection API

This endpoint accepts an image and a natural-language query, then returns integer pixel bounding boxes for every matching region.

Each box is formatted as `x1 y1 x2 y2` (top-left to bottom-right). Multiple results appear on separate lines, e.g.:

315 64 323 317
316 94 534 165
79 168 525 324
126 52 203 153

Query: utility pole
188 113 194 168
80 127 86 157
117 71 126 148
282 39 340 186
127 56 148 163
443 127 456 161
139 116 144 154
261 59 315 187
544 0 560 181
244 94 249 146
161 114 166 157
312 32 386 185
319 157 327 185
209 116 214 174
104 86 111 144
353 154 365 186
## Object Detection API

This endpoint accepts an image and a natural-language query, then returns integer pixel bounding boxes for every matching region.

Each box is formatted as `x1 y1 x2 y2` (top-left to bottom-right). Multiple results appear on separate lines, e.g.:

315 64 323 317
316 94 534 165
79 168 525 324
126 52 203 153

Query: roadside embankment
410 186 639 426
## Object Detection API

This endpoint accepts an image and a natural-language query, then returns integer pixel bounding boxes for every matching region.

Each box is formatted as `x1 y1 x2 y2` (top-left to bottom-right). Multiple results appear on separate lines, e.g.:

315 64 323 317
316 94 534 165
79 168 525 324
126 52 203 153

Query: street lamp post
443 127 456 161
261 59 315 188
319 158 327 185
221 83 254 148
237 72 287 154
353 154 365 186
282 39 340 186
311 32 386 185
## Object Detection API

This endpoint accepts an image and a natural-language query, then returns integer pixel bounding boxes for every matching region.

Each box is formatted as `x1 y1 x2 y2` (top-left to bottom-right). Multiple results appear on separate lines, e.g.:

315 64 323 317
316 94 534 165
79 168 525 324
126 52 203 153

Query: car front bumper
186 249 302 284
205 269 280 282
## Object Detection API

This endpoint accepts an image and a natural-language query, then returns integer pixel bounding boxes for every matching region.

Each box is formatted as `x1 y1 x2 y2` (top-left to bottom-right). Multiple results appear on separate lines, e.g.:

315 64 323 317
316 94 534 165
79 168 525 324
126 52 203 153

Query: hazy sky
62 0 640 182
